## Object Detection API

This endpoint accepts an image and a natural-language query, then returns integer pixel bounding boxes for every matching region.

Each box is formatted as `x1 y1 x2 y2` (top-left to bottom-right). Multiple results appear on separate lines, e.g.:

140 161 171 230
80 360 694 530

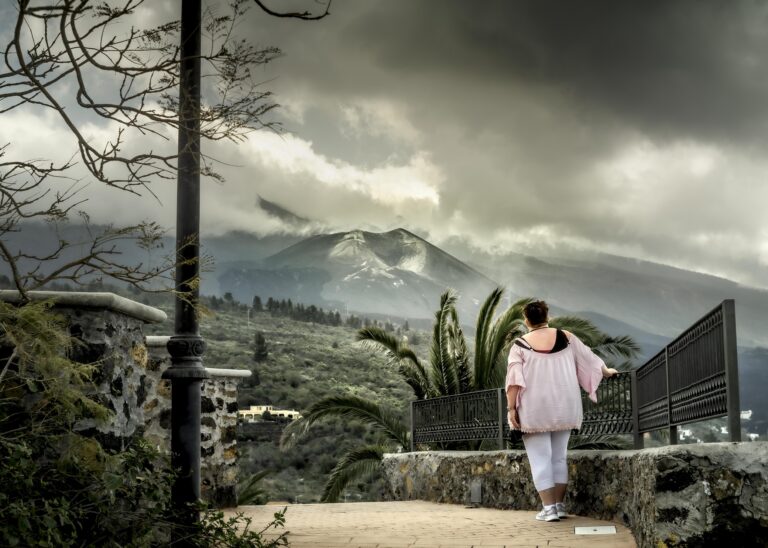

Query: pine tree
253 331 269 362
252 295 263 311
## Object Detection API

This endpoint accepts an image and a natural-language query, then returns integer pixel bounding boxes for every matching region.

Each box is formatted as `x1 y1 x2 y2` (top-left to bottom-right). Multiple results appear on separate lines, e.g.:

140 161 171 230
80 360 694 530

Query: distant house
741 410 753 421
238 404 302 423
748 433 760 441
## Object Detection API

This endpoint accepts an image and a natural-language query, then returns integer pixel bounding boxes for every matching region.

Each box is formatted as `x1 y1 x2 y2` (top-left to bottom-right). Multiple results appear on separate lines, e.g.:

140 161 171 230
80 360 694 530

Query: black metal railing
580 372 633 436
634 299 740 446
409 300 740 451
410 374 633 450
410 389 508 450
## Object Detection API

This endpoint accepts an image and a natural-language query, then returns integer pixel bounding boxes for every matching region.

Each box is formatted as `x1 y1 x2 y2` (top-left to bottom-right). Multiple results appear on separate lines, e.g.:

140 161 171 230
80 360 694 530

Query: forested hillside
146 296 422 503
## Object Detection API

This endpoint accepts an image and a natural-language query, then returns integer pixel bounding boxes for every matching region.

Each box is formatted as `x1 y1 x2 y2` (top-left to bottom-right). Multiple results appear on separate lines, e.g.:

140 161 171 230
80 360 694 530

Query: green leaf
321 445 386 503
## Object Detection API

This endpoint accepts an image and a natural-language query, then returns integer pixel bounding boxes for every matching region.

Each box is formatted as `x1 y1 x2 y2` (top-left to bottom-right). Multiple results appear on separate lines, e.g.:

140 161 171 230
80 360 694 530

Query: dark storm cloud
220 0 768 288
12 0 762 287
341 0 768 143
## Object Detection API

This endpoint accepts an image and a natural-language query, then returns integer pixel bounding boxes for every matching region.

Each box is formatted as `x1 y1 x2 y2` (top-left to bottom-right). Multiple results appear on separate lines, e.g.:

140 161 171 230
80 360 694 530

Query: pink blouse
505 333 605 433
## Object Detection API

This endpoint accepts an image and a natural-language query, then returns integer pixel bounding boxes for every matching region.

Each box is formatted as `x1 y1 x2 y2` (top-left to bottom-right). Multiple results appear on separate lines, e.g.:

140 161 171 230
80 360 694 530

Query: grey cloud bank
226 0 768 288
3 1 767 288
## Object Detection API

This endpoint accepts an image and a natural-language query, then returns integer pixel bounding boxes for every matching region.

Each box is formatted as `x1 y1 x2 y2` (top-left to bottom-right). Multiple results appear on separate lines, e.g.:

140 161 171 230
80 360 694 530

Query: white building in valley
238 404 302 423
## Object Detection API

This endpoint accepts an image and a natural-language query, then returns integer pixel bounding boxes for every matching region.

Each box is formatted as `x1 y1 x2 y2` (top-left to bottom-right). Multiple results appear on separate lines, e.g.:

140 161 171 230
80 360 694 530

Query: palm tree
280 288 640 501
279 395 408 502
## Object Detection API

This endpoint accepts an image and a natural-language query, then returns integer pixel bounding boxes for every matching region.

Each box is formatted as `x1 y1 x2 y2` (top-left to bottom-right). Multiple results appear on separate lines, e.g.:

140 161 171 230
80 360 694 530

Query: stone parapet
0 291 165 449
0 290 167 323
381 444 768 547
145 335 249 508
0 292 248 509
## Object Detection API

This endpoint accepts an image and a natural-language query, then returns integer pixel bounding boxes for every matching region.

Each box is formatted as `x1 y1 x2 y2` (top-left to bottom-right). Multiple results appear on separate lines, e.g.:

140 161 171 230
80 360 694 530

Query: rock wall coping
145 335 171 346
145 336 251 378
206 368 251 378
144 338 248 507
0 290 167 323
381 444 768 548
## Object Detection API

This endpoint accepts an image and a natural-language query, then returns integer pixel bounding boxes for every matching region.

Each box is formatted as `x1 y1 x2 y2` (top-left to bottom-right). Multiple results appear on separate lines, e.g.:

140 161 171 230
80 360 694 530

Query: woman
505 300 618 522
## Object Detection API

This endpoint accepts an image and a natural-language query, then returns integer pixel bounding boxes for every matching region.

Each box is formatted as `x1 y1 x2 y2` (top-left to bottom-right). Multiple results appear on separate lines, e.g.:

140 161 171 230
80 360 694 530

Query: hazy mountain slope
218 228 503 318
459 250 768 347
7 221 768 349
0 222 304 296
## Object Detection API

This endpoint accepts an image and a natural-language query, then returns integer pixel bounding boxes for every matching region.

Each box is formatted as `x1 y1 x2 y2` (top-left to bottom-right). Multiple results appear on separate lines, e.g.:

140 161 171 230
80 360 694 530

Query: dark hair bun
524 300 549 325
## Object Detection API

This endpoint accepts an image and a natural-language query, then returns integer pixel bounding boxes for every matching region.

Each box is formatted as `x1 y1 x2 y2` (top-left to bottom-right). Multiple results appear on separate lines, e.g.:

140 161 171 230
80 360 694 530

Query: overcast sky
3 1 768 288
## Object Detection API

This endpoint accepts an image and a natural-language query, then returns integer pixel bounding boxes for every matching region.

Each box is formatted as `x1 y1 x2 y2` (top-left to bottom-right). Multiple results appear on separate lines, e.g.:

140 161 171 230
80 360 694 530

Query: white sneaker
556 502 567 519
535 506 560 522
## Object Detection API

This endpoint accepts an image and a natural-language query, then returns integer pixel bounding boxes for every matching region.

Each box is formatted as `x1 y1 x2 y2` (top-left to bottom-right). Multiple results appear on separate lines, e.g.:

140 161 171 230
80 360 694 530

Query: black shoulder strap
514 337 533 350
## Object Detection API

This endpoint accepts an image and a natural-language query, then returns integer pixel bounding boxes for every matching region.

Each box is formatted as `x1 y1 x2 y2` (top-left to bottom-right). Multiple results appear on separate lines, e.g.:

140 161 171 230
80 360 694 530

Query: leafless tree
0 0 329 299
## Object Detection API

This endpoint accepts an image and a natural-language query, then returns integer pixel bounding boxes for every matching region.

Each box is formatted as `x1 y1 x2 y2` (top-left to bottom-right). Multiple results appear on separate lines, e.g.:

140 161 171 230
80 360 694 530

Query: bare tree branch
0 0 320 296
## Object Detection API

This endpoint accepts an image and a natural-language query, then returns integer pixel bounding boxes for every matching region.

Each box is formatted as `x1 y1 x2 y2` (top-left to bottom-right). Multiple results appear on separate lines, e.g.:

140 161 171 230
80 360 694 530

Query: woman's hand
602 367 619 378
507 408 520 429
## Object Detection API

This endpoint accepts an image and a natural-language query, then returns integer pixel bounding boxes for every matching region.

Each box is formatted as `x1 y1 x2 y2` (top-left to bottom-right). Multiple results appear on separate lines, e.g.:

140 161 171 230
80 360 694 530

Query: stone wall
0 290 166 450
0 291 249 508
145 336 248 508
381 443 768 547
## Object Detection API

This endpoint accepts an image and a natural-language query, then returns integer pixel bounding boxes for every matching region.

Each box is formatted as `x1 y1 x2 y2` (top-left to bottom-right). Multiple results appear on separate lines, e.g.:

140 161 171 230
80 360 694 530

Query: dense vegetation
145 294 421 504
0 298 289 547
149 289 640 503
282 289 642 500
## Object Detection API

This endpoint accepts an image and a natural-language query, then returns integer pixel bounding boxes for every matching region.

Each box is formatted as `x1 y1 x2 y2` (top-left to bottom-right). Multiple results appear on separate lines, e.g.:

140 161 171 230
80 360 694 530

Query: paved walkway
236 500 636 547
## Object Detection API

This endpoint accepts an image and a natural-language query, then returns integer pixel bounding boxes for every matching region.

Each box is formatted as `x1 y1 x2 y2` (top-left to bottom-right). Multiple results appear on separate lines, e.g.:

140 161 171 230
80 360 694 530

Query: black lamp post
161 0 208 541
160 2 327 541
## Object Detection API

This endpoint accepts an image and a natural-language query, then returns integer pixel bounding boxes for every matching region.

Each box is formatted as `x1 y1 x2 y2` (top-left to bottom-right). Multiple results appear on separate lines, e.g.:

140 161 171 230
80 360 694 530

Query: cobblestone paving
236 500 636 548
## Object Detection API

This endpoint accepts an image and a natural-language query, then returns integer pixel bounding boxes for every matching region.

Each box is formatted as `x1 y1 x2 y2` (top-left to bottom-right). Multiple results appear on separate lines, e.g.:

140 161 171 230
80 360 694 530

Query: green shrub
0 300 288 547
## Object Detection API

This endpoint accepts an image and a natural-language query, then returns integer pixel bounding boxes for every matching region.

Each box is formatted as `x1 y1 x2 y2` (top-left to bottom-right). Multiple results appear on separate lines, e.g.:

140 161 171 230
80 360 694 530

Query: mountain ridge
3 222 767 347
221 228 502 319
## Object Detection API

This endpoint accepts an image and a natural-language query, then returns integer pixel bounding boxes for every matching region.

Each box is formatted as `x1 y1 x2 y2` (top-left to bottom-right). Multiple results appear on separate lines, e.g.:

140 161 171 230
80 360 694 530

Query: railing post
497 389 505 450
409 400 415 452
631 369 643 449
723 299 741 442
664 347 678 444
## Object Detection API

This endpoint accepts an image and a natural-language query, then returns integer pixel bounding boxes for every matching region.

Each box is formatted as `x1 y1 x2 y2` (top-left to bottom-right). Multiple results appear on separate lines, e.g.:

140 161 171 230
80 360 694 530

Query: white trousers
522 430 571 491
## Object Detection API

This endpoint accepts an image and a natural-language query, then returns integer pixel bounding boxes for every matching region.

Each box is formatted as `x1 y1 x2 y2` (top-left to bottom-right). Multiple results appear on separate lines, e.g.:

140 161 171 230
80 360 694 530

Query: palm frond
321 444 387 503
237 470 270 505
550 316 639 362
429 290 460 396
593 335 640 361
569 434 631 450
278 416 311 450
277 395 409 450
549 315 603 347
472 291 535 390
357 326 431 399
472 288 504 390
501 297 536 346
484 303 527 389
449 306 472 393
396 362 430 400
